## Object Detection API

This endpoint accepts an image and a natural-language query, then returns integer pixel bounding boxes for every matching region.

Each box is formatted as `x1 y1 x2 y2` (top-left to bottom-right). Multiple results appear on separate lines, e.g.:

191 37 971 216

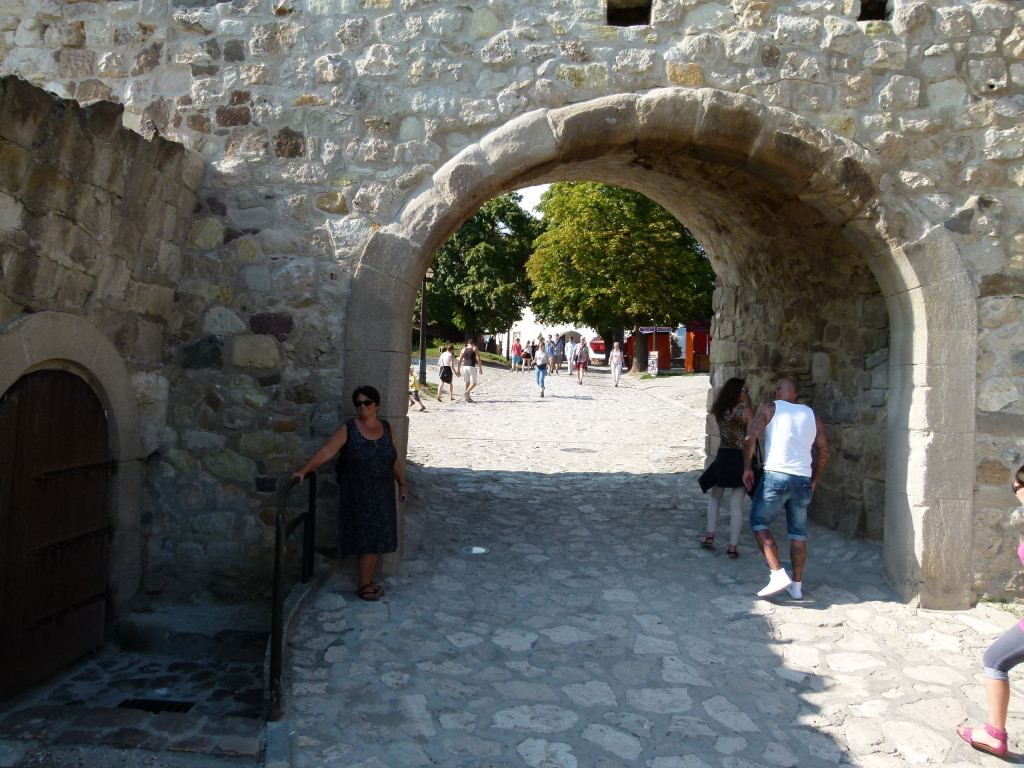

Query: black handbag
747 440 764 499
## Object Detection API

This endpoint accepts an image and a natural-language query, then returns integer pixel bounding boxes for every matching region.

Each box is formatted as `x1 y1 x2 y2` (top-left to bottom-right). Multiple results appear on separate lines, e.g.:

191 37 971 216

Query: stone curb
262 563 334 718
264 720 290 768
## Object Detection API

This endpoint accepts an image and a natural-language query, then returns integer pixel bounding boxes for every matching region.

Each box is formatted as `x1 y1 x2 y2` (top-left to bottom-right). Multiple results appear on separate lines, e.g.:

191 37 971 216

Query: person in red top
510 338 523 373
957 465 1024 757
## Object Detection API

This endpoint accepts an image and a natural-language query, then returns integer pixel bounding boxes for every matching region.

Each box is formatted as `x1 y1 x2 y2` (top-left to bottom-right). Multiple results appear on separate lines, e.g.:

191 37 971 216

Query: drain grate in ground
561 447 596 453
118 698 195 714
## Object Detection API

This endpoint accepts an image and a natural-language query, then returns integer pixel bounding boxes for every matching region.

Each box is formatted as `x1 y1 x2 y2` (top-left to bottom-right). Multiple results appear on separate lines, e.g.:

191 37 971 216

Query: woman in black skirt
698 377 752 558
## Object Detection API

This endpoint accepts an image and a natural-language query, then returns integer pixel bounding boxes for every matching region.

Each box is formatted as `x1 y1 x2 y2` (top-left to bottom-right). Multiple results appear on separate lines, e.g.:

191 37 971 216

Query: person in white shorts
457 341 483 402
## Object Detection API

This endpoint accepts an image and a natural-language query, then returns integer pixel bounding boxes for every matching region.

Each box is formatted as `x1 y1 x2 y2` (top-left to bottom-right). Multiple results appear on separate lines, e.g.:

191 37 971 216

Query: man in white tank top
742 377 831 600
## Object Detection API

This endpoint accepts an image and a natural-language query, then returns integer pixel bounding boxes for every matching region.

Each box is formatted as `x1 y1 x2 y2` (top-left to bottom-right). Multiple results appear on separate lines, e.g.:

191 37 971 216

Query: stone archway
0 311 146 611
343 89 975 610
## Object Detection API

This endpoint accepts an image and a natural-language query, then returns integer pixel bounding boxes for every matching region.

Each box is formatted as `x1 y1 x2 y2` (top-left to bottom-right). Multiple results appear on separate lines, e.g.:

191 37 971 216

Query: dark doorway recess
608 0 651 27
858 0 888 21
0 370 115 700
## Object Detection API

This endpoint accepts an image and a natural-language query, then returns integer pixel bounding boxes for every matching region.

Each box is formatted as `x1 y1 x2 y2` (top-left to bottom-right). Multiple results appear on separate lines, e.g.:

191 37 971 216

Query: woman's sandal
357 583 385 602
727 547 738 559
700 534 715 549
957 723 1008 756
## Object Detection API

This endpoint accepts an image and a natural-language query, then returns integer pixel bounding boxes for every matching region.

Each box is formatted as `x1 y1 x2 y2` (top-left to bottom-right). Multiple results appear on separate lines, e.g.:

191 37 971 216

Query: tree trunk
630 327 648 373
597 328 614 365
433 320 461 344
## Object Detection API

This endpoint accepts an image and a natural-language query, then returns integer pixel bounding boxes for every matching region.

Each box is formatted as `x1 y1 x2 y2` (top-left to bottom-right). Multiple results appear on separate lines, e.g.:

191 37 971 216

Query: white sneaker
787 581 803 599
757 569 793 598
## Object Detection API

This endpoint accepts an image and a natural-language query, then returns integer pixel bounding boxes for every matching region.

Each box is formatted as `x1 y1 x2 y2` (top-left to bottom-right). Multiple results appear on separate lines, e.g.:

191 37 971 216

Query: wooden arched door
0 370 114 699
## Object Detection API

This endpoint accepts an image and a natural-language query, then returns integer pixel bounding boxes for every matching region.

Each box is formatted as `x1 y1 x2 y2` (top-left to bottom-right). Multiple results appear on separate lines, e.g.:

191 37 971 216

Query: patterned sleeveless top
717 403 747 450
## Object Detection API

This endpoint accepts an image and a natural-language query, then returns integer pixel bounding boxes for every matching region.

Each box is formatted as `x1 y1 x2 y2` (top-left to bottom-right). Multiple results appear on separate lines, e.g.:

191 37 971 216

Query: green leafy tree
527 183 714 371
426 192 544 342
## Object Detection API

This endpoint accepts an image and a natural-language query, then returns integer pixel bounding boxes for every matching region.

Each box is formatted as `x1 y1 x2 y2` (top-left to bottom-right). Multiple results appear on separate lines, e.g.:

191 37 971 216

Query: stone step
0 704 263 759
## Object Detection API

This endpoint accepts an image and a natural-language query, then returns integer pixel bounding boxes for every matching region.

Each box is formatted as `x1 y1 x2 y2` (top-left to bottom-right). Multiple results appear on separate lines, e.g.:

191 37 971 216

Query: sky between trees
423 184 715 359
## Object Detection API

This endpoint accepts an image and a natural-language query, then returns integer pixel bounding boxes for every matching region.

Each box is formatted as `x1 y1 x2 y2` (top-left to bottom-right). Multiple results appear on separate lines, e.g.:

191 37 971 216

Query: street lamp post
418 268 433 385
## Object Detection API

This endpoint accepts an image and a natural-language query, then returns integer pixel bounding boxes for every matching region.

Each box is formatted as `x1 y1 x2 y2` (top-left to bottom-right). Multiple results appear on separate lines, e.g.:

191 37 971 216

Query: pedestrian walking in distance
408 367 426 411
572 338 590 385
608 341 624 387
534 345 548 397
457 340 483 402
510 337 523 372
437 345 457 402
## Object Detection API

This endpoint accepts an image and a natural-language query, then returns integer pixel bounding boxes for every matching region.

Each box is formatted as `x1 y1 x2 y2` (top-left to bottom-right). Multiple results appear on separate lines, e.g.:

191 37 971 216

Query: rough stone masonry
0 0 1022 611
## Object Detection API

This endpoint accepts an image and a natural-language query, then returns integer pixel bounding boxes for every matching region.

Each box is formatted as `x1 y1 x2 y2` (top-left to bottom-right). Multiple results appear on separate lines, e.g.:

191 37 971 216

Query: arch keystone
354 229 419 282
747 112 836 192
800 152 880 224
431 144 496 211
548 94 639 163
478 109 558 187
692 89 768 166
636 87 701 148
392 188 466 253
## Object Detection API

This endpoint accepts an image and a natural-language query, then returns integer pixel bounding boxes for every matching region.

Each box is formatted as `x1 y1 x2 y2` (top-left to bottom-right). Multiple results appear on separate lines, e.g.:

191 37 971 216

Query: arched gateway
344 90 975 609
2 0 1019 613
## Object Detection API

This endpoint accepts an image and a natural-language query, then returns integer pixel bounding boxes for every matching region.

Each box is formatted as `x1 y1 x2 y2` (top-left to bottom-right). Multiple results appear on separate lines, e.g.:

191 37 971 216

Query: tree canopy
527 183 715 342
427 192 543 341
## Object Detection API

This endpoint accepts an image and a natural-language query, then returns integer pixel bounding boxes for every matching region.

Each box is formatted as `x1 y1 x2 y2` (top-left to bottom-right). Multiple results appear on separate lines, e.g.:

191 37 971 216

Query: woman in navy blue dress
293 385 407 601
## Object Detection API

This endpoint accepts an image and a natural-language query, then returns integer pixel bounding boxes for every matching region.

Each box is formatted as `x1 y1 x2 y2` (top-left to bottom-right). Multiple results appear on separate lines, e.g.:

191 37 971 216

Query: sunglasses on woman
355 399 375 407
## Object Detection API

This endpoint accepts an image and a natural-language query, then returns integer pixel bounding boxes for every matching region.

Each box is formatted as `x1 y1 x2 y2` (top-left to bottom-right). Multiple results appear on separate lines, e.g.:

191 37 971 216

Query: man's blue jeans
749 470 812 540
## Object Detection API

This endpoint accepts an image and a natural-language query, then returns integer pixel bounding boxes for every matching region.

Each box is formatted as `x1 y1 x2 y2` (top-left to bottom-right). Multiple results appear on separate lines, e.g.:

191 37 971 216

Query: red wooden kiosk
685 318 712 372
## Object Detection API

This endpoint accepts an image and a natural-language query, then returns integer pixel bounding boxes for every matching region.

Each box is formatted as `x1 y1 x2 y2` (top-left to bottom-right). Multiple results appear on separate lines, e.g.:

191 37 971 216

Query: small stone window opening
857 0 890 22
608 0 652 27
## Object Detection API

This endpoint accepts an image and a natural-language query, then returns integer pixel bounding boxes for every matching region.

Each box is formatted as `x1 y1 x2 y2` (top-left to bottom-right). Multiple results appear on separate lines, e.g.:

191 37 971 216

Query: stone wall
0 74 202 606
0 76 200 345
711 276 889 542
1 0 1022 606
973 287 1024 599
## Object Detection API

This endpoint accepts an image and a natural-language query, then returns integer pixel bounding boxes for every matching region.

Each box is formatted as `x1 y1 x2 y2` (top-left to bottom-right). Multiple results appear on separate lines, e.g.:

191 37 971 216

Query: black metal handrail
268 474 316 721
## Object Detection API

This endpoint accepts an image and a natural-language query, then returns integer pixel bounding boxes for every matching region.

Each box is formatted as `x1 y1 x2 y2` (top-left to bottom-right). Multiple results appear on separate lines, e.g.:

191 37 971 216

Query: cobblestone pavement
283 366 1023 767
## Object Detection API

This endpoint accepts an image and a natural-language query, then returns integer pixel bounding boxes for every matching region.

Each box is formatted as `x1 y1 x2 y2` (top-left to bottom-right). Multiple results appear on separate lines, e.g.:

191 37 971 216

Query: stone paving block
97 727 166 750
147 711 205 736
213 734 262 759
43 727 100 745
265 720 290 768
167 735 216 753
0 706 83 740
73 707 151 729
200 715 263 738
0 741 27 766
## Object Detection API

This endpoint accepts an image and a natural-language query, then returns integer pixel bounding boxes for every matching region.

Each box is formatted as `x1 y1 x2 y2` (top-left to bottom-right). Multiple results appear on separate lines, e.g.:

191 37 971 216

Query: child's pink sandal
957 723 1008 757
